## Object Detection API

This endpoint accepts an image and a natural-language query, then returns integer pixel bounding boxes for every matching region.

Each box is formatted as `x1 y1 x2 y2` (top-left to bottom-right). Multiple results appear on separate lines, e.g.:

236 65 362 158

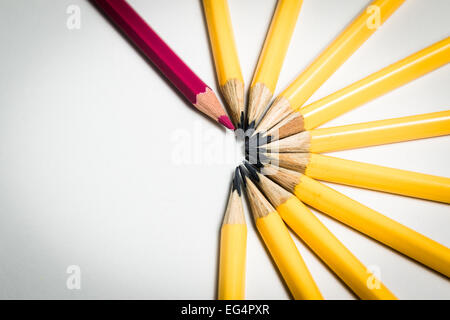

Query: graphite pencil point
232 167 242 196
243 161 260 183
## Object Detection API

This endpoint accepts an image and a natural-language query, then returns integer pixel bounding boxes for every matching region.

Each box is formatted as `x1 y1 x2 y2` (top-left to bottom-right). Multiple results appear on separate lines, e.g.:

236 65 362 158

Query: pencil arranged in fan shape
93 0 234 130
259 164 450 277
93 0 449 300
243 162 396 300
240 165 323 300
256 0 405 134
218 168 247 300
203 0 244 129
261 153 450 204
262 37 450 141
258 110 450 153
247 0 303 129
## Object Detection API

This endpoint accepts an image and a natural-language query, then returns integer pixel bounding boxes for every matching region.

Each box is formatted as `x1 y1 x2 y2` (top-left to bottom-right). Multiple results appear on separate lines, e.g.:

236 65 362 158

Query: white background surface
0 0 449 299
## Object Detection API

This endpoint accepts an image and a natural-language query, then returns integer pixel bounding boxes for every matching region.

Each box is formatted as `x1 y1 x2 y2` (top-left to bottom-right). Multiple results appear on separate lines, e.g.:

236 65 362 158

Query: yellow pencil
243 163 396 300
218 168 247 300
260 110 450 153
261 164 450 277
256 0 405 134
240 166 323 300
265 37 450 140
267 153 450 204
247 0 303 129
203 0 245 128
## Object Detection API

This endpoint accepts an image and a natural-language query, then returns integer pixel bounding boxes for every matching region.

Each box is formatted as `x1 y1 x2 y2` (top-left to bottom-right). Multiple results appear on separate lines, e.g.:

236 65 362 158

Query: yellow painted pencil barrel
300 37 450 130
218 224 247 300
251 0 303 92
203 0 243 86
279 0 404 109
256 0 404 134
248 0 303 127
203 0 244 127
309 110 450 153
256 211 323 300
305 154 450 203
295 175 450 277
277 196 396 300
218 169 247 299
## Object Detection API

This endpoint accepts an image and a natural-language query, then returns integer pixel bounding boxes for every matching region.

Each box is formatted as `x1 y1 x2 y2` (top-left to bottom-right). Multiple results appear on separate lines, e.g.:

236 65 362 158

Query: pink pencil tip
219 116 235 130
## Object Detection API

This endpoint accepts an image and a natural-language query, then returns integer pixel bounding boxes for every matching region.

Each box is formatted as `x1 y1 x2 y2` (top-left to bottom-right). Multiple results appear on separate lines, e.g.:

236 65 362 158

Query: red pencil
93 0 234 130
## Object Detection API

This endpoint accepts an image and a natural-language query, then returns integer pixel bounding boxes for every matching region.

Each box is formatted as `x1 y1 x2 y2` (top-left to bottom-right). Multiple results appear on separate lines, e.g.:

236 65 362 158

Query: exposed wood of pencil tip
245 151 272 172
255 95 293 135
263 131 311 153
221 79 245 128
223 168 245 225
248 83 273 127
223 188 245 225
261 164 302 194
241 167 275 220
194 87 228 121
277 153 311 174
265 111 305 141
251 167 294 209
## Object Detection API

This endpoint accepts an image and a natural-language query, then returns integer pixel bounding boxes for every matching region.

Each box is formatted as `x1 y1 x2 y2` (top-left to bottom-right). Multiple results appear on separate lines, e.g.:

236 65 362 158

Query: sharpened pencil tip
244 161 260 183
237 112 245 130
232 167 242 196
246 149 265 169
218 115 235 130
238 165 248 188
248 120 255 130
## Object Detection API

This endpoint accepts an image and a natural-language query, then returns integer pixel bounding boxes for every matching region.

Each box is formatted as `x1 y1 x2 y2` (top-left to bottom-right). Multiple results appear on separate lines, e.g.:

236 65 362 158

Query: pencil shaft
203 0 244 127
301 37 450 130
256 211 323 300
277 196 396 300
218 224 247 300
310 110 450 153
256 0 404 133
251 0 303 92
295 175 450 277
93 0 234 129
280 0 404 109
248 0 303 126
305 154 450 203
94 0 206 102
203 0 243 86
